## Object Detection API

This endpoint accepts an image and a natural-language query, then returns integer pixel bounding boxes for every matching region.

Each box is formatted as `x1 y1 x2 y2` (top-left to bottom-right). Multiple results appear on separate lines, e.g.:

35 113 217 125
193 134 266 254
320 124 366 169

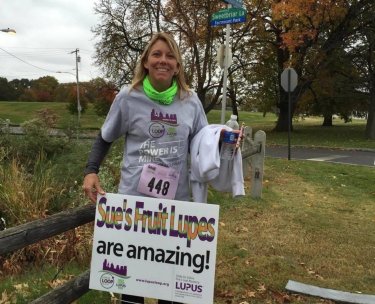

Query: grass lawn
1 101 374 149
1 156 374 303
0 101 374 303
0 101 104 129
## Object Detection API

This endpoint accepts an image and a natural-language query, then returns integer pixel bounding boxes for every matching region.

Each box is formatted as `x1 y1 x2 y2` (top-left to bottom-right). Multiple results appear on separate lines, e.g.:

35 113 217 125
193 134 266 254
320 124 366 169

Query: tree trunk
322 113 333 127
274 91 294 131
365 41 375 139
365 91 375 139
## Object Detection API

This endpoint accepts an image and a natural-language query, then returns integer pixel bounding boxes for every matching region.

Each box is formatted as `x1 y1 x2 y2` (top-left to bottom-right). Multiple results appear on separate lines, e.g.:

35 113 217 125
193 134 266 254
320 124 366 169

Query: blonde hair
131 32 190 97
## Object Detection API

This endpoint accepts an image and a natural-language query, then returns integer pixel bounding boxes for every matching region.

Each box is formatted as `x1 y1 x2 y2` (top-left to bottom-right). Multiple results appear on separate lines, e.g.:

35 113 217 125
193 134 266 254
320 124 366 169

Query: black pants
121 294 182 304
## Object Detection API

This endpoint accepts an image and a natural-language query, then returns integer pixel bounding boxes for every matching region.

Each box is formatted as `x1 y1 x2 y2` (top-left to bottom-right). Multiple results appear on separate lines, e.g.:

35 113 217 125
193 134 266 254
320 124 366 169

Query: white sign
281 67 298 92
223 0 243 8
89 193 220 304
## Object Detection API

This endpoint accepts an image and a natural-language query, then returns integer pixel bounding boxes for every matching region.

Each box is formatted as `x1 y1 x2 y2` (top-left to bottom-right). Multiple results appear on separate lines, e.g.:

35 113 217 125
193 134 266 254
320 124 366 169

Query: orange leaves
271 0 348 51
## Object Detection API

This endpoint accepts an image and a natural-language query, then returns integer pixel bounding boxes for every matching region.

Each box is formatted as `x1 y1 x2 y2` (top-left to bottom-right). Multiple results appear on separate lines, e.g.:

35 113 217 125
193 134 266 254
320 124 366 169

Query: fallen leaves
299 262 324 279
257 283 267 293
47 278 69 289
235 226 249 232
13 283 29 291
1 290 16 304
243 290 256 298
271 290 291 303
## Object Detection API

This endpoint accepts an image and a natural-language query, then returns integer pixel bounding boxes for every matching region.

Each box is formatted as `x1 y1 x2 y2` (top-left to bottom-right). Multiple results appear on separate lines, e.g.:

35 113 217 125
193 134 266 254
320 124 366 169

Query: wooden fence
0 129 266 303
0 204 95 303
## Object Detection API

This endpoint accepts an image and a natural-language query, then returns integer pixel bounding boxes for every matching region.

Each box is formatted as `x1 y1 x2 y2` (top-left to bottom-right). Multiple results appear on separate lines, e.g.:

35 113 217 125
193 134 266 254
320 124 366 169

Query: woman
83 32 208 304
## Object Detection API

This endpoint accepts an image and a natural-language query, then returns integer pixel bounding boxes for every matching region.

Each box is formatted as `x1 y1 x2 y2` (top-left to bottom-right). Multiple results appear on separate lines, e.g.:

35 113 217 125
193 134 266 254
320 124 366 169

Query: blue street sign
210 16 246 26
223 0 243 8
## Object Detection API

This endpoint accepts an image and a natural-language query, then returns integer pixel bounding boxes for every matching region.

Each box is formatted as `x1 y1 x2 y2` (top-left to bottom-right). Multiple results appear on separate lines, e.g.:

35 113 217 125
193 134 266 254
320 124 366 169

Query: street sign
281 68 298 92
222 0 243 8
210 7 246 27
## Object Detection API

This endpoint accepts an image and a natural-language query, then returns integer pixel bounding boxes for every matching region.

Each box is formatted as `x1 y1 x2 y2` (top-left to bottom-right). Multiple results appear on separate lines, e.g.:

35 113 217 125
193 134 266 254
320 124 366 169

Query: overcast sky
0 0 102 83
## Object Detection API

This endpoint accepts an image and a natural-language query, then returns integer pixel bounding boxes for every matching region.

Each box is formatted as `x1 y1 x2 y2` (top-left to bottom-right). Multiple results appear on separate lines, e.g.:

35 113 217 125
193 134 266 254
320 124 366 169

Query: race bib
137 163 180 199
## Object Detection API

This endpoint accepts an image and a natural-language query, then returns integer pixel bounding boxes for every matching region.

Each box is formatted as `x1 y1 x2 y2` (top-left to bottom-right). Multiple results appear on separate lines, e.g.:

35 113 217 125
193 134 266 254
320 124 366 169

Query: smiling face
143 39 179 92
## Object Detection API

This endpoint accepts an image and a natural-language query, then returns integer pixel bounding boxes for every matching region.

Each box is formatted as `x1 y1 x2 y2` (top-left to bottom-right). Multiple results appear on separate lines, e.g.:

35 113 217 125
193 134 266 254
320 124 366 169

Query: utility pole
70 48 82 123
69 49 81 140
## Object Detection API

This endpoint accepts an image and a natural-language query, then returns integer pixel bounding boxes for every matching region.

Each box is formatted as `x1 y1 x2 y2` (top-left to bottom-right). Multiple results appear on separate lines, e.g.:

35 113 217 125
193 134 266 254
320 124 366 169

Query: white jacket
190 124 245 203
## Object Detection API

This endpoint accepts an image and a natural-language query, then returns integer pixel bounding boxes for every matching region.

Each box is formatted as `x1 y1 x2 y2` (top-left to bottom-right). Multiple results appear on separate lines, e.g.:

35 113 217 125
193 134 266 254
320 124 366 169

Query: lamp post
0 28 16 34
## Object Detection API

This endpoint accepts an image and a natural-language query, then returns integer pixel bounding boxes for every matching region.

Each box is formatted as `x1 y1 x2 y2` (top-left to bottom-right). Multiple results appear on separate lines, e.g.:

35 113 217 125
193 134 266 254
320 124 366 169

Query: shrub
0 156 60 226
19 119 68 164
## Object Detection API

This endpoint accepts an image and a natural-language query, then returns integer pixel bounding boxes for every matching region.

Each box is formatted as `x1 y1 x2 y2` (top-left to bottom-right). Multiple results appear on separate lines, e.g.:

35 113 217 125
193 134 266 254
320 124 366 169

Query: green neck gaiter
143 76 177 105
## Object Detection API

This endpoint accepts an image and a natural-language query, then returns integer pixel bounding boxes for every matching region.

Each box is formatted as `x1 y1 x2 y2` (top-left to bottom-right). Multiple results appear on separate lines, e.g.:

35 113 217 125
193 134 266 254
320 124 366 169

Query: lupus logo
102 259 130 278
100 273 115 289
149 123 165 138
116 278 127 290
175 282 203 293
166 126 177 137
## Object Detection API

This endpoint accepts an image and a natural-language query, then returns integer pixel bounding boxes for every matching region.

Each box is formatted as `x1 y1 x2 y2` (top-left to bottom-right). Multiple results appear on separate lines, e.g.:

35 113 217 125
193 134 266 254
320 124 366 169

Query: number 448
147 177 170 195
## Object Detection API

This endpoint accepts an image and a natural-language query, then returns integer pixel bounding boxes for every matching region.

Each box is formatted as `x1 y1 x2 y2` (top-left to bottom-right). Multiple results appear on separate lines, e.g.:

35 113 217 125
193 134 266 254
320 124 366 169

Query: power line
0 46 94 53
0 47 60 73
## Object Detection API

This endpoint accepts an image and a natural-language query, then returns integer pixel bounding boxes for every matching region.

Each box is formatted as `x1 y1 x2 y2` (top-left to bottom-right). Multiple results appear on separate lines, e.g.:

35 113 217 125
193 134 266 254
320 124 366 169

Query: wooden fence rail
30 270 91 304
0 204 95 256
0 204 95 303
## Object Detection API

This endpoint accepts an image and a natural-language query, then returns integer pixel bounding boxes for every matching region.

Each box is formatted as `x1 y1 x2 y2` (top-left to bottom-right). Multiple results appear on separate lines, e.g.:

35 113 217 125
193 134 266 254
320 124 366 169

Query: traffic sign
210 7 246 27
222 0 243 8
281 68 298 92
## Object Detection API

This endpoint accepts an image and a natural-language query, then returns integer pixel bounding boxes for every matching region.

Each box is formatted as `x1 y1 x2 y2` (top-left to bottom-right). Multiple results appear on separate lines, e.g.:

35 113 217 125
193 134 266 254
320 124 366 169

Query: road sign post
280 68 298 160
211 5 246 123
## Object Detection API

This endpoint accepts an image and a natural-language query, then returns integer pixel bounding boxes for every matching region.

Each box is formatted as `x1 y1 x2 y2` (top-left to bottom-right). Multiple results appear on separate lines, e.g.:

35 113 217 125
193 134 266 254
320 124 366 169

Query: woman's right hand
82 173 105 203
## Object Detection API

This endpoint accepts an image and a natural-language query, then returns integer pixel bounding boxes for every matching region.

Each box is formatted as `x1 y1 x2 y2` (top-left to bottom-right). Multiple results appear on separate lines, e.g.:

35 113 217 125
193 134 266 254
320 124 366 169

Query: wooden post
250 130 266 198
241 126 252 178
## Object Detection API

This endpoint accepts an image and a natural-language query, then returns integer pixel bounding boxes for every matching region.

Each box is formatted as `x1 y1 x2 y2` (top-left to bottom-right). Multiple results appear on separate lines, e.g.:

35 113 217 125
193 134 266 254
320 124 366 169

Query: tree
85 77 118 116
92 0 162 87
348 11 375 138
299 47 367 126
20 76 59 102
9 78 31 100
65 84 89 115
0 77 16 101
271 0 375 132
92 0 261 117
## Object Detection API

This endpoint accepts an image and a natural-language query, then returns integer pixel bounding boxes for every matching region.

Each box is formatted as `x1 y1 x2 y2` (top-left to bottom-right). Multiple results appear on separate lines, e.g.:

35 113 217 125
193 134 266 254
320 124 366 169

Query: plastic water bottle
226 115 239 130
220 115 239 160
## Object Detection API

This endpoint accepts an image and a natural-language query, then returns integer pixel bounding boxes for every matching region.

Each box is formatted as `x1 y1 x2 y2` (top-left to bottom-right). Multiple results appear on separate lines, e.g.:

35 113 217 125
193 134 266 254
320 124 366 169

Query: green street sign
211 7 246 21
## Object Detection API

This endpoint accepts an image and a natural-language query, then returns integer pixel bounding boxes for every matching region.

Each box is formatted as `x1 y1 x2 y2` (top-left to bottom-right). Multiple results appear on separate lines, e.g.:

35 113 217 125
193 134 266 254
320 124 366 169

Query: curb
267 143 375 153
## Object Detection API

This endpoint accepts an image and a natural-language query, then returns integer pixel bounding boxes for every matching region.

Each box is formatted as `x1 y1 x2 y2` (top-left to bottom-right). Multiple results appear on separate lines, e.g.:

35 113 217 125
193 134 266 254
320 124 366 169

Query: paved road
266 145 375 167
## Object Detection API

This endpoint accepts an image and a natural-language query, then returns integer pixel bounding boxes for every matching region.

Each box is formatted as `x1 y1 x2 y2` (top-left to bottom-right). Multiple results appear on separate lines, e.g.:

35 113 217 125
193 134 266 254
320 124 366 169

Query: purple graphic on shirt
151 109 178 126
